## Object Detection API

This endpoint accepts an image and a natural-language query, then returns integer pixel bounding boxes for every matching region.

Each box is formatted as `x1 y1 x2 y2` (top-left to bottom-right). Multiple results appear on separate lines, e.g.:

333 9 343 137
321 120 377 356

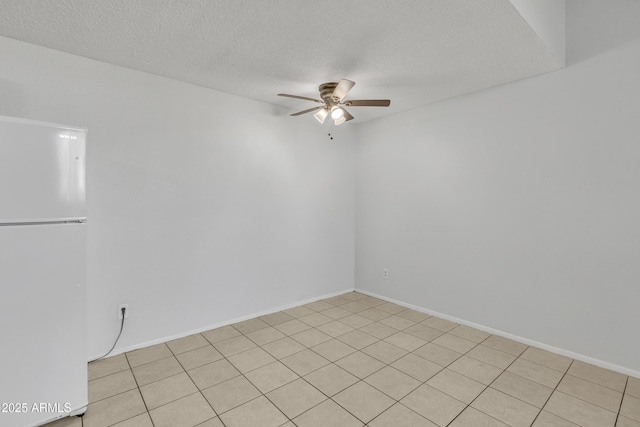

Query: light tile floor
44 292 640 427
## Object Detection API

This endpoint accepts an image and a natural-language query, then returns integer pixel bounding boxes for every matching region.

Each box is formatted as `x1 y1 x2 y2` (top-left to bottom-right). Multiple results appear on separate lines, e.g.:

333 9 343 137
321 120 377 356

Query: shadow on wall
0 79 24 117
566 0 640 66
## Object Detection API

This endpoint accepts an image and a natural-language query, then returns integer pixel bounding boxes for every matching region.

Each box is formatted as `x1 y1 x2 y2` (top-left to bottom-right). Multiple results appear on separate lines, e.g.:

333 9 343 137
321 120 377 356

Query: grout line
614 377 628 427
327 321 465 426
255 295 374 425
529 358 576 426
177 329 279 426
444 336 528 427
560 363 629 394
438 338 495 426
267 299 404 424
474 345 624 422
555 373 628 412
151 344 216 426
220 297 359 423
104 351 155 427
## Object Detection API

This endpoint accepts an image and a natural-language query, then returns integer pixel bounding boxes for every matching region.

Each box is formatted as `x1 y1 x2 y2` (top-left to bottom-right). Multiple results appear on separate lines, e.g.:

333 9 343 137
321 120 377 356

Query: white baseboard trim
89 287 356 361
355 288 640 379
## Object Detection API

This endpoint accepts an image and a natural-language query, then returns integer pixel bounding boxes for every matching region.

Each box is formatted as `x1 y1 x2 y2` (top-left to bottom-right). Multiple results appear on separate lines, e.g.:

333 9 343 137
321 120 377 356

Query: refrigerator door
0 223 87 427
0 116 86 223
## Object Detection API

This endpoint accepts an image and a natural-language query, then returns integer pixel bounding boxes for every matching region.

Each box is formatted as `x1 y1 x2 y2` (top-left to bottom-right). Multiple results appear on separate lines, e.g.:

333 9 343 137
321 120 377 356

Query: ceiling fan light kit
278 79 390 125
333 116 346 126
314 108 329 124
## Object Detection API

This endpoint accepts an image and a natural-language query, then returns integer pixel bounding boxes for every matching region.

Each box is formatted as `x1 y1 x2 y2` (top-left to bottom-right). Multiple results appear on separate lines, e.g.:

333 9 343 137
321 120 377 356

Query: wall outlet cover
117 304 129 319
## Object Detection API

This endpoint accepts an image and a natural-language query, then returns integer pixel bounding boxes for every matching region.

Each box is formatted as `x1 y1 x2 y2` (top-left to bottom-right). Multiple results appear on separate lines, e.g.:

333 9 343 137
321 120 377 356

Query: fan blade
343 108 354 121
278 93 324 103
291 106 323 116
343 99 390 107
332 79 355 101
335 108 354 125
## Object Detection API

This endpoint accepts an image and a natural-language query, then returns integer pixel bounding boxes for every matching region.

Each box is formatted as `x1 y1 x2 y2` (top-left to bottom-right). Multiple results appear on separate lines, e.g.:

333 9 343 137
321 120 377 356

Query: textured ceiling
0 0 562 123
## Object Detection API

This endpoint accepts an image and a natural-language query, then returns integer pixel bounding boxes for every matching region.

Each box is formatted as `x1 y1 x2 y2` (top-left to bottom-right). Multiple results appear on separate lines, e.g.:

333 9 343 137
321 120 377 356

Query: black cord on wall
89 307 126 363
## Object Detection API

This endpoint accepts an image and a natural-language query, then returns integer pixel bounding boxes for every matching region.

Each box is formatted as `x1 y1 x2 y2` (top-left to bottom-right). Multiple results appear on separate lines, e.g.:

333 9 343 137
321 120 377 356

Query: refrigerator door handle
0 218 86 226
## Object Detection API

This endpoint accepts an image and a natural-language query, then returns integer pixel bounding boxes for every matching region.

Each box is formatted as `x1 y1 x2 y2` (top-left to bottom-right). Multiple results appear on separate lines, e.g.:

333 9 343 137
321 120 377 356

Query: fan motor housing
319 82 338 101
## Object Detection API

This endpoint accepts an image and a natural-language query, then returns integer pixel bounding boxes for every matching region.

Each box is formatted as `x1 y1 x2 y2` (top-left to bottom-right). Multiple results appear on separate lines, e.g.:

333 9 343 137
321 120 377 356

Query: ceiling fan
278 79 390 125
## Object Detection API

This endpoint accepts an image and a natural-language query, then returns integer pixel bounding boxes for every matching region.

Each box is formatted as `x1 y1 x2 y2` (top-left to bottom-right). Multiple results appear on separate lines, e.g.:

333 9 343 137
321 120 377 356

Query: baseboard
355 288 640 379
89 287 356 361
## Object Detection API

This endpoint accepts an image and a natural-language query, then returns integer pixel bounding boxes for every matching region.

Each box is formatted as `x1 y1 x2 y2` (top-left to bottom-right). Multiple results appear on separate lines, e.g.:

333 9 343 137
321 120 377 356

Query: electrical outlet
117 304 129 320
383 268 389 279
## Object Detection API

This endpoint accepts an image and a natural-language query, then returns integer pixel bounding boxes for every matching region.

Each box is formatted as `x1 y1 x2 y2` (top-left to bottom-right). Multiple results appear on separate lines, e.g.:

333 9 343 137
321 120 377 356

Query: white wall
355 35 640 373
0 36 356 358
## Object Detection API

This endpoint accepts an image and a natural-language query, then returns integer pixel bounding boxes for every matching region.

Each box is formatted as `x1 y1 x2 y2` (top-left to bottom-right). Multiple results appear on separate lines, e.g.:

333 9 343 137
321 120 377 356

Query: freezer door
0 223 87 427
0 117 86 223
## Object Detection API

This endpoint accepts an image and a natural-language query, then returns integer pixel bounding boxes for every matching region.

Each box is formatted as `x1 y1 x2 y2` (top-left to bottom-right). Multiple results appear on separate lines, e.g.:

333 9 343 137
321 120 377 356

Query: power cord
89 307 126 363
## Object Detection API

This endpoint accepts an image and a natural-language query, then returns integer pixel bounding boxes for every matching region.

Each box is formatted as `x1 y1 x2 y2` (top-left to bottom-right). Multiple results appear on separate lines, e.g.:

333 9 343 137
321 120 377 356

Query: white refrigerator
0 116 88 427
